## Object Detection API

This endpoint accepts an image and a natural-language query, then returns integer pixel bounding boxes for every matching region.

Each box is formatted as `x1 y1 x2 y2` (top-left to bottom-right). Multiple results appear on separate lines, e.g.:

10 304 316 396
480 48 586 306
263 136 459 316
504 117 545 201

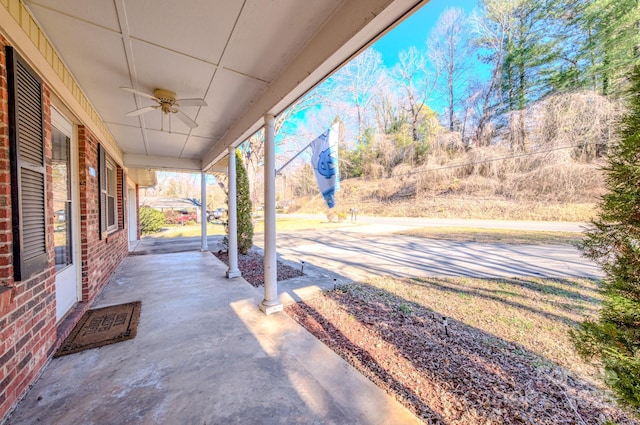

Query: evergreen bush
235 149 254 254
573 66 640 412
139 206 165 234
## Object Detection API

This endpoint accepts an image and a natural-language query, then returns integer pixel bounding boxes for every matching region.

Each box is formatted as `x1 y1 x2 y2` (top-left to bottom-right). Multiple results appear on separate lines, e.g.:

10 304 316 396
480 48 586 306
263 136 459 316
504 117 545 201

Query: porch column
260 114 283 314
226 148 241 278
200 172 209 252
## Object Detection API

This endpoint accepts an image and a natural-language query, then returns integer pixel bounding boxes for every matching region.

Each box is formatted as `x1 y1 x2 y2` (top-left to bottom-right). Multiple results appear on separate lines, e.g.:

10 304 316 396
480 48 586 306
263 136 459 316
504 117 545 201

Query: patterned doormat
54 301 141 357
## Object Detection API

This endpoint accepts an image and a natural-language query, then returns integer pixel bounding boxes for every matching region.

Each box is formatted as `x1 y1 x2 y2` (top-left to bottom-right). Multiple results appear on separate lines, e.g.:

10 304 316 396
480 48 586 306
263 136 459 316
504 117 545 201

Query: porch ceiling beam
124 154 202 172
202 0 426 171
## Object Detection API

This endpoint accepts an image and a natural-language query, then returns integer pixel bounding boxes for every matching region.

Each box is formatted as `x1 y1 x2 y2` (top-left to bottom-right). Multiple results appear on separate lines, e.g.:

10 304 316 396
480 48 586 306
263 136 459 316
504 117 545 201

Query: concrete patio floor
4 251 420 425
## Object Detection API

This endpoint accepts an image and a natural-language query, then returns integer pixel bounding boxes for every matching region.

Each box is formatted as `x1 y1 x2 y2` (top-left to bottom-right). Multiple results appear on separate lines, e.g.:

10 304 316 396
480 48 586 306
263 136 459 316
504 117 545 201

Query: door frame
51 107 81 320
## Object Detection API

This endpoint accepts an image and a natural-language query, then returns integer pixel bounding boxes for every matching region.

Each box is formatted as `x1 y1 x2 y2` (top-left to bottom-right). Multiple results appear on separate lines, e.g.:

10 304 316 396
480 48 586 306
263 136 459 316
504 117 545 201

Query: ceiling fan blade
174 110 198 128
126 105 158 116
121 87 157 100
175 98 208 107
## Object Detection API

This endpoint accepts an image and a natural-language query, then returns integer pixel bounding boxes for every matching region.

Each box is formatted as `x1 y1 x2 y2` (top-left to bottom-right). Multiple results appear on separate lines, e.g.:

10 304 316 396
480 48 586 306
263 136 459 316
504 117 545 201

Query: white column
200 172 209 252
260 114 283 314
226 148 241 278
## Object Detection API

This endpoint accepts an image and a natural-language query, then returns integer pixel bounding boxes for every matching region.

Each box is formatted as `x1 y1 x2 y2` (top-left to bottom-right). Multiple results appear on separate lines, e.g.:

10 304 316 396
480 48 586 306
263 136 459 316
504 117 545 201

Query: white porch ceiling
24 0 425 172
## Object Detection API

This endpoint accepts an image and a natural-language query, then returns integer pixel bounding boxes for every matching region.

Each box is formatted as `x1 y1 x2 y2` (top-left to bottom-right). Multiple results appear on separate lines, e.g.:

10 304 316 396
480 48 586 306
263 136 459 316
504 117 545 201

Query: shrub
573 66 640 411
235 149 254 254
139 206 165 234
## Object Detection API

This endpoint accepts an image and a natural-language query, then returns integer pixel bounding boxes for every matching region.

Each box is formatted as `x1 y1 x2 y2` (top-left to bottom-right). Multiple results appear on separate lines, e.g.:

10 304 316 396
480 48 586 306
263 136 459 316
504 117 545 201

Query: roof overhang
2 0 428 175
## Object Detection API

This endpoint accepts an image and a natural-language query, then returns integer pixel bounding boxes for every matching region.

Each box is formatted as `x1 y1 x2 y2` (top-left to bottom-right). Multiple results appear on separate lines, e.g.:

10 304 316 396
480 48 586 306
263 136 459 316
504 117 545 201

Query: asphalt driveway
134 217 600 281
261 217 600 281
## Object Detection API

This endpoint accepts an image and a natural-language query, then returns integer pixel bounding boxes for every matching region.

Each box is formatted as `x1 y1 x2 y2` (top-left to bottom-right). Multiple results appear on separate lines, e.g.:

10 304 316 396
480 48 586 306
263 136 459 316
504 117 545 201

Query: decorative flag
310 123 340 208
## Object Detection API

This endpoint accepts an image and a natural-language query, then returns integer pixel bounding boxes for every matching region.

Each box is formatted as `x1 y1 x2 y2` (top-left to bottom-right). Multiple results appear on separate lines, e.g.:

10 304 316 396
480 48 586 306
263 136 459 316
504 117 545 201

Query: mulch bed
212 250 304 287
285 283 638 425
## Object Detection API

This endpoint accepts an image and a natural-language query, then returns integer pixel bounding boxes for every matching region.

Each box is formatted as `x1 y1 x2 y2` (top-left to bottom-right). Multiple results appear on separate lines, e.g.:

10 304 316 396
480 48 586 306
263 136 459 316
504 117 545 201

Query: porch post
200 172 208 252
260 114 283 314
226 148 241 278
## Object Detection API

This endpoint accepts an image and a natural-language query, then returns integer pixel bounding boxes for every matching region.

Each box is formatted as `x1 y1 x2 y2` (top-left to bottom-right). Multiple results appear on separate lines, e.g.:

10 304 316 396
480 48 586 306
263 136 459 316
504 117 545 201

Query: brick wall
0 34 58 419
77 127 127 302
0 37 129 421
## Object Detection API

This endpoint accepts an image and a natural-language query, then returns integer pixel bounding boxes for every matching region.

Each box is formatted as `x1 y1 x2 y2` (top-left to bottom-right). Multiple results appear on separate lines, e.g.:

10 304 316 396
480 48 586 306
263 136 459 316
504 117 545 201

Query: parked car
164 209 197 225
207 208 226 223
179 210 197 224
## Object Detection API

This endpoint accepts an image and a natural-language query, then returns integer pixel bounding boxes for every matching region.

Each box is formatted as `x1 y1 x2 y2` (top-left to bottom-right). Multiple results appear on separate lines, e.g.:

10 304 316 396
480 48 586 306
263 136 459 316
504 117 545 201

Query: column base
200 247 209 252
259 300 283 315
226 269 242 279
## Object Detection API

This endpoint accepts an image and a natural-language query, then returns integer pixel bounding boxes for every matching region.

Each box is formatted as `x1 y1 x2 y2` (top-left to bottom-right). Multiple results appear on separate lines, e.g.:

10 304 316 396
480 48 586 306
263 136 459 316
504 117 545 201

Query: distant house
141 197 202 223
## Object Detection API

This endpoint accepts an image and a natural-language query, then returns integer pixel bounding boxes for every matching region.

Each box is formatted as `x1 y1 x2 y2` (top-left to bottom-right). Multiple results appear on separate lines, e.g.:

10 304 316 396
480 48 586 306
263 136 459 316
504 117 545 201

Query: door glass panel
52 127 72 272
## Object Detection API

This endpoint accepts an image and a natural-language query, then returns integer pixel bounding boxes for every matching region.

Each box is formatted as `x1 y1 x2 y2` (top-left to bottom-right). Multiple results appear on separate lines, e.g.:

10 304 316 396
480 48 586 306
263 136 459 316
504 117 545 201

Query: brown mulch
285 283 638 425
212 250 304 287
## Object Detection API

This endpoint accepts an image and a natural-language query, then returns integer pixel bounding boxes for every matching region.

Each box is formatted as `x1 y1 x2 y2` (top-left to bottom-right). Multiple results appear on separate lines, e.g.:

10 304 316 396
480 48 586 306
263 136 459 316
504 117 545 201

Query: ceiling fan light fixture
121 87 206 129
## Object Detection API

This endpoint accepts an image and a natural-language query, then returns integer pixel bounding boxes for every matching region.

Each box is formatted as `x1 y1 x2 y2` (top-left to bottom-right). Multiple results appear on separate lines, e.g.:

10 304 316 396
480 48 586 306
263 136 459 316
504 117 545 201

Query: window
98 145 119 236
106 159 116 229
6 47 48 281
52 126 72 272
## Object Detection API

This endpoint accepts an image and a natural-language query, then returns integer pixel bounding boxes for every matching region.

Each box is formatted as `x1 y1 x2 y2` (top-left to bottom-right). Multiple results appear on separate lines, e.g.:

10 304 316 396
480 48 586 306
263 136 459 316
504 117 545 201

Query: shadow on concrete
6 252 419 425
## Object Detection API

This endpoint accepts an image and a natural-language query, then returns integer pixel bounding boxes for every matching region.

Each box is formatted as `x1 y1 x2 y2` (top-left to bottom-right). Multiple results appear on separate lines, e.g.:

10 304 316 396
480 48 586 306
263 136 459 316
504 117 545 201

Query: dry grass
287 277 639 423
300 190 598 221
297 145 605 222
363 276 603 384
396 227 582 245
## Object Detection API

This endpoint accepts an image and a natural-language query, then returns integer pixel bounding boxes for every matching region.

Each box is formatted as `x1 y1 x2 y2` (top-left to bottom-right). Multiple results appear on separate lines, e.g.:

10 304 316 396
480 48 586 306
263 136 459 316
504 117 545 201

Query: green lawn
147 217 361 238
150 222 226 238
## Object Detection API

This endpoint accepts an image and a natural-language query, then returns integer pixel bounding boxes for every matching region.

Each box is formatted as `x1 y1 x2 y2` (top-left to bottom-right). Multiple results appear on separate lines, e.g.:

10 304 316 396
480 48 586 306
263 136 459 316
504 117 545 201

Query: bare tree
469 0 518 147
239 87 324 205
330 48 385 139
428 7 473 132
393 46 440 141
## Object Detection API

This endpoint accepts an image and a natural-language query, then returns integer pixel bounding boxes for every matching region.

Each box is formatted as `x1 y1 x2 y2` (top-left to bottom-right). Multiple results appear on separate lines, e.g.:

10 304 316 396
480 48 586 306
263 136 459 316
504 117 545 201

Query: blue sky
278 0 481 153
373 0 479 68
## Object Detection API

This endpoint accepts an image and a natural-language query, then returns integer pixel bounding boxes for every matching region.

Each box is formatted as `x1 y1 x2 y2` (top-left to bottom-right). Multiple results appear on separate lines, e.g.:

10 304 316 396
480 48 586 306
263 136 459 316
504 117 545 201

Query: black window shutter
98 144 106 239
6 47 48 281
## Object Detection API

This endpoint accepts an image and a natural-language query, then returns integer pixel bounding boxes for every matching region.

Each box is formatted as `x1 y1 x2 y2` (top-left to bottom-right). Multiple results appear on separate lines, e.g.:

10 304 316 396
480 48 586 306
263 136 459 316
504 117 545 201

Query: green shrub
573 66 640 410
139 206 165 234
235 150 254 254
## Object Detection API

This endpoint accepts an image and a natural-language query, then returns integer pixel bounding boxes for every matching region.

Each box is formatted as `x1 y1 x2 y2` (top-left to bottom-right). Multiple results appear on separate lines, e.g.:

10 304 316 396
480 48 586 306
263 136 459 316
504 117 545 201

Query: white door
52 109 79 322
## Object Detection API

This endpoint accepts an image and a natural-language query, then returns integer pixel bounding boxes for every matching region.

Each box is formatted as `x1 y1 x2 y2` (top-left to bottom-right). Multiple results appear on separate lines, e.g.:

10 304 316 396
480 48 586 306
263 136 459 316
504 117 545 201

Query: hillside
296 145 606 222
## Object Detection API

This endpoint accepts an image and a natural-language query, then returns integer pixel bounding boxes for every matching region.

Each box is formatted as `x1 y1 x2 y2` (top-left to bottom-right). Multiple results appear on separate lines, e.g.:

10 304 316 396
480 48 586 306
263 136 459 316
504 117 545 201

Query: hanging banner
310 123 340 208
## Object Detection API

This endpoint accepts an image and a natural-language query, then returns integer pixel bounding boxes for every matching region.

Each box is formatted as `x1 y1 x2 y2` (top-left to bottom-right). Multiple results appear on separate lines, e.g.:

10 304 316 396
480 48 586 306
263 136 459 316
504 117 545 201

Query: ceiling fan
121 87 207 129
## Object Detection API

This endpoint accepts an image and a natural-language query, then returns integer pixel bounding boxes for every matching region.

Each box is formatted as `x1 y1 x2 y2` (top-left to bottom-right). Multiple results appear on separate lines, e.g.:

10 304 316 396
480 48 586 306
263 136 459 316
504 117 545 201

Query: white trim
124 154 202 172
200 172 209 252
128 187 137 244
260 114 282 314
226 149 241 278
51 107 73 136
105 156 118 234
51 106 81 320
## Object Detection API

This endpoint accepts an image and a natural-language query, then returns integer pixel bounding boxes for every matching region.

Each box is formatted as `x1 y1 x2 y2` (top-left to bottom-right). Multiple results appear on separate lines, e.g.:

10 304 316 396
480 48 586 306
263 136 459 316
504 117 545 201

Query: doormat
54 301 141 357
